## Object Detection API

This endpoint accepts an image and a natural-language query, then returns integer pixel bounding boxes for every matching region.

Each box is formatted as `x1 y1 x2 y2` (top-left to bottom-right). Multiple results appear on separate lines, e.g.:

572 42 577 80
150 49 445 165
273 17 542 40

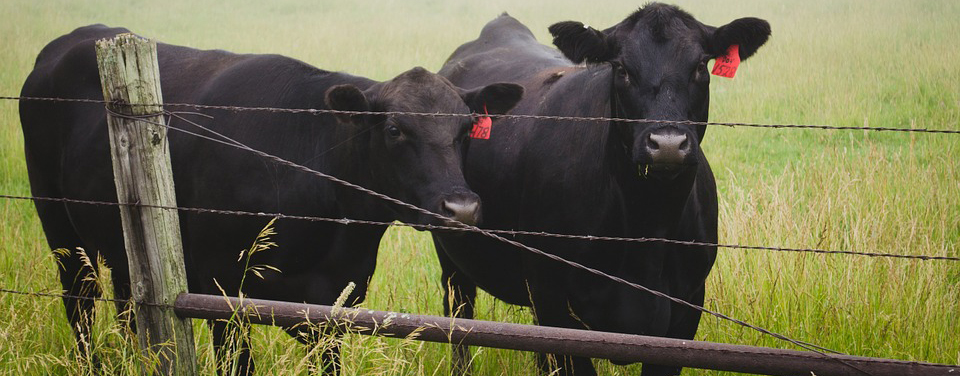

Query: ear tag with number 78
469 105 492 139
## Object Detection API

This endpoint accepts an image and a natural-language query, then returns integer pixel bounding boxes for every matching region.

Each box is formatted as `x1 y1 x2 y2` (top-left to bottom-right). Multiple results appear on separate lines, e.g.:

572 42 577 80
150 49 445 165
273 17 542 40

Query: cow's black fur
20 25 522 375
434 4 768 375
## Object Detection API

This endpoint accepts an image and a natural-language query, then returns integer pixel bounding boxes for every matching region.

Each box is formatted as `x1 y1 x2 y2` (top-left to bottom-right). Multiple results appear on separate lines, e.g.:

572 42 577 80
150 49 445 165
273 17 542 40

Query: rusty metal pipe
175 293 957 376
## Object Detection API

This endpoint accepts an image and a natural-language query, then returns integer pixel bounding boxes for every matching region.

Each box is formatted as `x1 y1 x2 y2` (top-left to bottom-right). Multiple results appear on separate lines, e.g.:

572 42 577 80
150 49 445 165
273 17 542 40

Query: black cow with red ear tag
20 25 522 376
435 3 769 376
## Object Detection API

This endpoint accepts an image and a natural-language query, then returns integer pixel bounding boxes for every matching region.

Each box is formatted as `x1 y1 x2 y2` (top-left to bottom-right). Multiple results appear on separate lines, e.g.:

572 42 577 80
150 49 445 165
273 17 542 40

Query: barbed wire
0 287 161 307
129 109 859 360
2 93 929 373
2 193 956 262
3 95 959 134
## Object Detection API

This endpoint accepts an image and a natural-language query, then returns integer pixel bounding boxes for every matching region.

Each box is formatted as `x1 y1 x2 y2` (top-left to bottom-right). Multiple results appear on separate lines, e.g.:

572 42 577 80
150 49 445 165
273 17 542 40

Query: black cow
433 4 768 376
20 25 522 375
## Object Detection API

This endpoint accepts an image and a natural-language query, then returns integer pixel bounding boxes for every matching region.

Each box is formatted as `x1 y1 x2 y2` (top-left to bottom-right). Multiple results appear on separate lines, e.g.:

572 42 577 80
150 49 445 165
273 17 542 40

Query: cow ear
459 83 524 115
711 17 770 61
325 84 369 124
548 21 620 64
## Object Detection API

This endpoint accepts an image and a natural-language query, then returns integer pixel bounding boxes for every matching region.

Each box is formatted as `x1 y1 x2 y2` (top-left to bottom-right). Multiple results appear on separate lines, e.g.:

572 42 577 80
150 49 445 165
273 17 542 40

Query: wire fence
2 194 957 262
4 95 960 134
0 287 162 307
3 94 958 375
79 103 863 359
4 95 957 262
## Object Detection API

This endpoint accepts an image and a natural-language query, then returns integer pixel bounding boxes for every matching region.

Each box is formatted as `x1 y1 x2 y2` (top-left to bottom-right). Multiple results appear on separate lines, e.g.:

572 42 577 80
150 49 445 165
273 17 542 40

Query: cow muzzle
645 130 690 166
637 127 695 179
440 192 481 227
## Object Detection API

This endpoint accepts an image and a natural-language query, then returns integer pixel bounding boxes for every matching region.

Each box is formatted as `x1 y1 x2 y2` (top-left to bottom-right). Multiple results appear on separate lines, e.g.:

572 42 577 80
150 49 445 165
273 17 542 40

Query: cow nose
645 131 690 165
441 196 481 227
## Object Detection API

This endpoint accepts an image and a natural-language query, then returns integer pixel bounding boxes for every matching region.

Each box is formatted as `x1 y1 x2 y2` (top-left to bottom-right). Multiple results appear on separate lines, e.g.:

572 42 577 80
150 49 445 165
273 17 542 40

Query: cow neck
578 68 671 321
328 119 382 219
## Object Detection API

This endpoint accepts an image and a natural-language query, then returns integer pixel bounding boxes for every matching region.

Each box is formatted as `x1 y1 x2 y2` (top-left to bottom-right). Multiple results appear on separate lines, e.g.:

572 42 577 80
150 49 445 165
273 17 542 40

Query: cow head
549 3 769 179
325 67 523 227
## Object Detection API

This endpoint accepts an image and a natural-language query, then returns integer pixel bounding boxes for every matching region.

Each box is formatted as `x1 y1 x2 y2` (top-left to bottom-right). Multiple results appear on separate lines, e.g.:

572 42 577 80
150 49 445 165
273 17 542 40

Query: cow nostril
646 134 660 150
442 199 480 226
646 132 689 165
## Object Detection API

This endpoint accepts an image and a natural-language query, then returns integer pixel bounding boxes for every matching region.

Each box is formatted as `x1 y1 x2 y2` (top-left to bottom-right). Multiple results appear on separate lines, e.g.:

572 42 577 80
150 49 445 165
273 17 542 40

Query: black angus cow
20 25 522 375
434 4 768 376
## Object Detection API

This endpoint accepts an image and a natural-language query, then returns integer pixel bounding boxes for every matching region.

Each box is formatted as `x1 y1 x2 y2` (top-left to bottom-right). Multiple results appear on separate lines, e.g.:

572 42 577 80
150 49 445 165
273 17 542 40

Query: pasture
0 0 958 374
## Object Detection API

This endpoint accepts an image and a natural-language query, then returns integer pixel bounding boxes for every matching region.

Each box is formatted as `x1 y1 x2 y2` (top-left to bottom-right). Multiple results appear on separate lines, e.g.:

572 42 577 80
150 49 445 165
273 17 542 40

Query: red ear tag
469 105 492 139
711 44 740 78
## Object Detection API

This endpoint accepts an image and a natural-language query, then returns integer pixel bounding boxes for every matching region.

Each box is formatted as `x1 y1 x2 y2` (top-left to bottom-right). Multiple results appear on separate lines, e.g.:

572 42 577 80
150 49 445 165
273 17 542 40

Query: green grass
1 0 958 374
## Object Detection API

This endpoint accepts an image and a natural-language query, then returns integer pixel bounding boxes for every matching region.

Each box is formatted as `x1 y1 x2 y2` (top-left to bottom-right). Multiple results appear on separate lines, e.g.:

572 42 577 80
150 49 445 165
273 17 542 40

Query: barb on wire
4 95 959 135
2 193 957 263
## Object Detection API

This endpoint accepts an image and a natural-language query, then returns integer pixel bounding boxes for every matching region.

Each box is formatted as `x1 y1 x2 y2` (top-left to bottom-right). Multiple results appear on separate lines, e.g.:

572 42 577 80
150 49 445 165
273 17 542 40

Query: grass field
1 0 958 374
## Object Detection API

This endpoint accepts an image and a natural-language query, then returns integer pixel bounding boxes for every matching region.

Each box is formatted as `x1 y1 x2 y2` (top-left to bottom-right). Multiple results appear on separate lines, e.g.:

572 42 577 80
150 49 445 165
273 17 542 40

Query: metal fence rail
1 288 957 376
174 293 959 376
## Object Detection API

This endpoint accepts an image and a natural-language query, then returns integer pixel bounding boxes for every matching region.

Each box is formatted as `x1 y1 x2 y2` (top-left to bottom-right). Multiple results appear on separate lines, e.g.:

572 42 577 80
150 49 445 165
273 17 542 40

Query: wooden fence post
95 33 197 375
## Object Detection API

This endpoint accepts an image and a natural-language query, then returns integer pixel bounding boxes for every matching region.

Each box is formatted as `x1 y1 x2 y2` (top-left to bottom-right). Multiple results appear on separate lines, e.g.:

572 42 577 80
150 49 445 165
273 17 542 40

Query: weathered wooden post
96 33 197 375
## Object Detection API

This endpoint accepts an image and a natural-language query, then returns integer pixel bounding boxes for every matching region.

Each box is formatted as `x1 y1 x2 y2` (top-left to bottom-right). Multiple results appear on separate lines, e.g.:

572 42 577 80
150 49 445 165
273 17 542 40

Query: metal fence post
95 33 197 376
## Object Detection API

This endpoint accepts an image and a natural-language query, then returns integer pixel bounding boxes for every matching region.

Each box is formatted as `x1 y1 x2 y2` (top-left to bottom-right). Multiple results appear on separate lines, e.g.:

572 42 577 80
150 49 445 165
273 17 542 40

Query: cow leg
35 199 101 360
532 348 595 376
107 253 136 334
529 298 596 376
443 272 476 376
436 239 477 376
641 285 706 376
56 247 101 359
534 352 595 376
284 326 342 375
315 344 341 376
209 319 254 376
318 345 341 376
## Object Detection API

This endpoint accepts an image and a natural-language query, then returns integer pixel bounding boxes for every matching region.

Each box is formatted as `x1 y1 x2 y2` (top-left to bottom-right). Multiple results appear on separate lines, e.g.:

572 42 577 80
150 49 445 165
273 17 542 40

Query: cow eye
385 124 402 138
693 59 710 81
613 64 632 85
616 65 629 78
